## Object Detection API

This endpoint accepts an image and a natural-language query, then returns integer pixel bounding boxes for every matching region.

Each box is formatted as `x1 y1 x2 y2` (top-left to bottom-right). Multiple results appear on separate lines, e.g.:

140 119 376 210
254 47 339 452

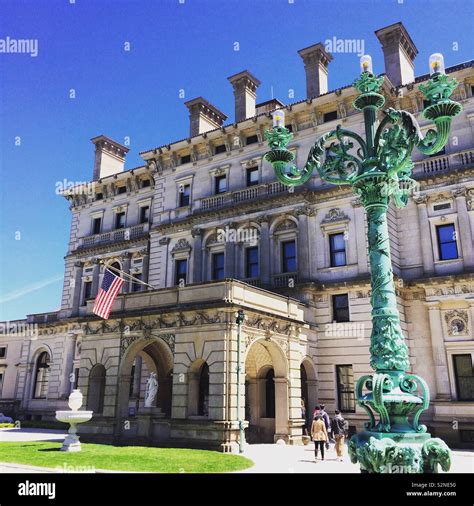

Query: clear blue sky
0 0 472 321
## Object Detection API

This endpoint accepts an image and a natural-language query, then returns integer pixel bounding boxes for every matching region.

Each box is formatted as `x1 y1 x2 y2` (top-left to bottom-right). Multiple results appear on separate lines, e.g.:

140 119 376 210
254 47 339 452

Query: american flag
93 269 124 319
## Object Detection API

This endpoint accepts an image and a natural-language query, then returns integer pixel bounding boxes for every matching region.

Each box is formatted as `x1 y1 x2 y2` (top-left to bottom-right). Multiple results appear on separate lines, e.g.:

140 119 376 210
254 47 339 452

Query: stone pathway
0 429 473 474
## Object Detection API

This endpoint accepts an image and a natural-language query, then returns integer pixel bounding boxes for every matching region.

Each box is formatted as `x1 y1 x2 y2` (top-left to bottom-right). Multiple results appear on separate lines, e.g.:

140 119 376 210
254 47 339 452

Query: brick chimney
91 135 129 181
184 97 227 137
227 70 261 122
375 22 418 87
298 43 333 99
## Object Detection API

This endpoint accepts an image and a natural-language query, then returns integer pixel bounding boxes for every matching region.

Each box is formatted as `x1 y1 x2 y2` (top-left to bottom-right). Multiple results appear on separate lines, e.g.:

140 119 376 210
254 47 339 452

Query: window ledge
434 258 463 265
319 264 357 272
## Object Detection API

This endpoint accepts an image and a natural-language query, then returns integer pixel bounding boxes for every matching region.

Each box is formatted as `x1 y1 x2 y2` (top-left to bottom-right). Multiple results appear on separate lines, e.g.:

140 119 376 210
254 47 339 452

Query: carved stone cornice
321 208 350 224
295 205 316 217
159 237 171 246
171 238 192 253
451 186 467 198
413 194 428 205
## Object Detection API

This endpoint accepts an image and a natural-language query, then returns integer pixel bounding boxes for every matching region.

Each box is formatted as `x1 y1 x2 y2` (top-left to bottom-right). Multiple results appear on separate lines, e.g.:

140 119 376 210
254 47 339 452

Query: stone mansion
1 22 473 451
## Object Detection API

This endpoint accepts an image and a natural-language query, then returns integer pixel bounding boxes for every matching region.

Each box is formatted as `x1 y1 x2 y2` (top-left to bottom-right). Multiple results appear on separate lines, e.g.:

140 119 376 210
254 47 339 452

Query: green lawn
0 442 254 473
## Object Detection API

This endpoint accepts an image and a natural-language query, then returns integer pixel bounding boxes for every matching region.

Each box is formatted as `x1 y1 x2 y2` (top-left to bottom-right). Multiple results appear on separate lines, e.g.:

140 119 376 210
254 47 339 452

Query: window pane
438 224 455 243
212 253 225 280
333 251 346 266
440 242 458 260
454 355 474 401
246 247 259 278
336 365 355 412
282 241 296 273
333 294 349 322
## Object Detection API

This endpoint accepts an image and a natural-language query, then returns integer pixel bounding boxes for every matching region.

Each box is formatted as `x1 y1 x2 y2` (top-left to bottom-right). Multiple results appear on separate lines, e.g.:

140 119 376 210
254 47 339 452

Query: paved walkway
1 429 473 474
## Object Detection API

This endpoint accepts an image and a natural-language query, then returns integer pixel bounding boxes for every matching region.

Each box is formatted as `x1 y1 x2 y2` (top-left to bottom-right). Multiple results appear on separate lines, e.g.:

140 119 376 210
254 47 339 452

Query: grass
0 423 15 428
0 442 254 473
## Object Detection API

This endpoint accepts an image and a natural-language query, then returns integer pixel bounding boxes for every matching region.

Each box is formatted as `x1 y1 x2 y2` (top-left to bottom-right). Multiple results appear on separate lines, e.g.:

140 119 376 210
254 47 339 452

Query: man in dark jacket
319 404 331 433
331 409 347 461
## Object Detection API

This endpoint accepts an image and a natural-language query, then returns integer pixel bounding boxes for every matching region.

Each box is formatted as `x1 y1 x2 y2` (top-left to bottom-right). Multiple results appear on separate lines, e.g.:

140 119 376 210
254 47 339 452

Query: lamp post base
348 431 451 473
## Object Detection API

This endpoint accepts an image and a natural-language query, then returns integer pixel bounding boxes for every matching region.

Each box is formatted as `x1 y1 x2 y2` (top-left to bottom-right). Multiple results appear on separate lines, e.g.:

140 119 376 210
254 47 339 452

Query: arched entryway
87 364 106 413
117 337 174 419
300 357 318 431
244 339 288 443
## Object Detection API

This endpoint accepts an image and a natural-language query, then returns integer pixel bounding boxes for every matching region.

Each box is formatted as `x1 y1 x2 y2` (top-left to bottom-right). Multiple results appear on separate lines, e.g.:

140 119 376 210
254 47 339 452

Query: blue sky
0 0 472 320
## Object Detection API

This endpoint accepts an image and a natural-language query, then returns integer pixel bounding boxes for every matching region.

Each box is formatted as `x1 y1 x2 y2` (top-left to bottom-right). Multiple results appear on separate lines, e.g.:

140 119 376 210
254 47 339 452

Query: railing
26 312 59 324
198 182 288 212
79 223 149 249
272 272 298 288
415 149 474 175
243 277 262 287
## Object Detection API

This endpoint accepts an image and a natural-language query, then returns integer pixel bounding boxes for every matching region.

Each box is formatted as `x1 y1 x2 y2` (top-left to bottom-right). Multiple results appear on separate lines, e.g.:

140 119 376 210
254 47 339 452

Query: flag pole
100 260 156 290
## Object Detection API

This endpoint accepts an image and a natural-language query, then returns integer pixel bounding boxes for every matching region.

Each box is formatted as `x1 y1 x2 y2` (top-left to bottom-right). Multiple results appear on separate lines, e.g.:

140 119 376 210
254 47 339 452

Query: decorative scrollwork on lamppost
263 52 461 474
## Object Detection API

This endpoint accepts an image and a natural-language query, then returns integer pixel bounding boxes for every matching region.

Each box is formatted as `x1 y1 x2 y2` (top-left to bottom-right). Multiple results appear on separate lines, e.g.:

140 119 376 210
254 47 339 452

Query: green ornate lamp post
264 53 461 473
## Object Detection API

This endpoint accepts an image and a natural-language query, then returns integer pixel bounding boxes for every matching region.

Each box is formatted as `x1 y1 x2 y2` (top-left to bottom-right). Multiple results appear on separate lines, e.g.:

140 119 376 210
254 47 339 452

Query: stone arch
86 363 106 413
300 356 318 421
29 345 54 400
244 338 289 443
187 358 210 417
269 215 298 235
117 336 174 418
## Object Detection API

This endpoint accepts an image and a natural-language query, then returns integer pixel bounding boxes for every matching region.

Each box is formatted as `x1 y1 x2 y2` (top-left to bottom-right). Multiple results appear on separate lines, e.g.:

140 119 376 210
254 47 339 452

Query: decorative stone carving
274 219 297 233
413 194 428 205
444 309 469 336
295 205 316 217
171 239 192 253
159 237 170 246
322 208 350 224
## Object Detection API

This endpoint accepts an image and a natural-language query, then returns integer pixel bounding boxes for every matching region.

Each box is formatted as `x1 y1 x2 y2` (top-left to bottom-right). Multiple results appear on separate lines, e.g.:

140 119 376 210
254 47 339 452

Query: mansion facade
1 22 474 451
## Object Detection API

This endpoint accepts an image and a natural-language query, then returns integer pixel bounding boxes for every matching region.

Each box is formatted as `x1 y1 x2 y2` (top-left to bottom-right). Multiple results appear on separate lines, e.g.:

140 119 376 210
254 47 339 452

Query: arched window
86 364 106 413
33 351 51 399
198 363 209 416
265 369 275 418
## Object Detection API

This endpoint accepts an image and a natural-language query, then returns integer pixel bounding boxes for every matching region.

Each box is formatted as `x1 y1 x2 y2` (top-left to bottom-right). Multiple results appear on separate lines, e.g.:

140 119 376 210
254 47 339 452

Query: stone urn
55 389 93 452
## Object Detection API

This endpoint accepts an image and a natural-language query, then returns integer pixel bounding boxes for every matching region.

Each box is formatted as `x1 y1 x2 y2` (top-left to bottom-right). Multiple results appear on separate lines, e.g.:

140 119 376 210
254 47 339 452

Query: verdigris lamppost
263 53 461 473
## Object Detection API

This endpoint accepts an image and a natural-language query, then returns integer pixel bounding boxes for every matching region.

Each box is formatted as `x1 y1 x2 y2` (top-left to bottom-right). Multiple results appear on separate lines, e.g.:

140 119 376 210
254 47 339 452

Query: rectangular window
246 134 259 145
281 240 296 273
329 233 347 267
245 247 259 278
96 193 103 201
212 252 225 280
140 206 150 224
179 184 191 207
181 154 191 164
215 144 226 154
0 347 6 359
141 179 151 188
453 354 474 401
131 273 143 292
323 110 337 122
246 167 259 187
175 259 188 285
433 203 451 211
336 365 355 413
115 212 126 229
215 175 227 194
117 186 127 194
82 281 92 306
332 294 349 322
92 217 102 235
436 224 458 260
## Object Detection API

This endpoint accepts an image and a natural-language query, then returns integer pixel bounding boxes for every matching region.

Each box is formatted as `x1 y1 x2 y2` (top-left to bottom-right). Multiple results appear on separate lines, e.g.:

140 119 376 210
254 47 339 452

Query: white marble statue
144 372 158 408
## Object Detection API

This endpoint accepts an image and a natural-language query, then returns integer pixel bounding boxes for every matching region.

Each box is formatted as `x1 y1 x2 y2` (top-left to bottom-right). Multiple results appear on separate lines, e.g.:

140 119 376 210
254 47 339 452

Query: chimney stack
227 70 261 122
184 97 227 137
375 22 418 87
298 43 333 99
91 135 129 181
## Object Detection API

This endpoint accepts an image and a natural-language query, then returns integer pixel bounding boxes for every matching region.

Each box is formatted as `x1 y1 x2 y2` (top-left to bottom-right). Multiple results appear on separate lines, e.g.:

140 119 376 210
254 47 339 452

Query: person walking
319 404 331 433
331 409 347 461
311 414 328 462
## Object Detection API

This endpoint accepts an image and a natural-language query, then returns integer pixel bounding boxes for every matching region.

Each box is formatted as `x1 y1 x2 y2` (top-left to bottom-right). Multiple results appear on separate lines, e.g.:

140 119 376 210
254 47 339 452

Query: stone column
426 302 451 400
142 254 150 287
414 195 435 275
274 377 289 441
453 187 474 268
72 261 84 315
60 334 77 398
91 260 100 297
192 228 203 283
296 208 311 281
258 217 270 284
122 253 132 292
225 237 235 278
352 198 369 274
